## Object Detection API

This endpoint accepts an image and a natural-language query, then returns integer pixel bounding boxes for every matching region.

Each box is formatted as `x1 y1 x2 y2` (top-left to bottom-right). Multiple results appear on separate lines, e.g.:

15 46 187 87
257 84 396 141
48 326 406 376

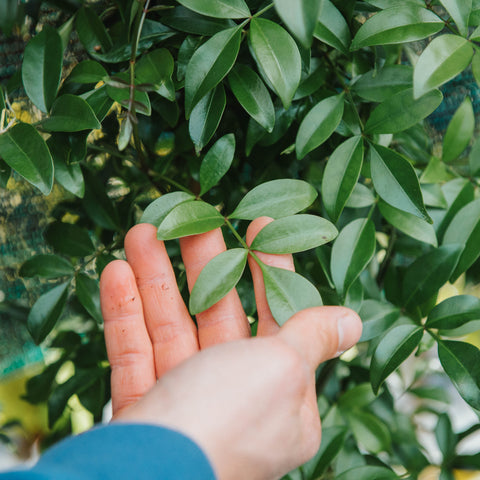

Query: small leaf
250 214 338 254
189 248 248 314
157 201 225 241
176 0 250 19
0 123 53 195
261 264 322 326
335 466 399 480
76 273 103 324
20 255 74 278
249 18 302 109
296 94 344 159
347 410 391 454
45 222 95 257
413 35 474 99
229 179 317 220
141 192 195 227
359 299 400 342
106 74 151 116
67 60 108 84
427 295 480 331
439 0 472 37
314 0 351 55
371 324 424 394
136 49 175 101
199 133 236 195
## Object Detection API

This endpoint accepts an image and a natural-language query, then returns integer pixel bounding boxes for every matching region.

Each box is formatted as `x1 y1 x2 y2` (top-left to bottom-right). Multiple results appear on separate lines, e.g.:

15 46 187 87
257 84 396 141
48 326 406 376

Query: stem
225 218 250 249
156 174 193 194
253 2 274 18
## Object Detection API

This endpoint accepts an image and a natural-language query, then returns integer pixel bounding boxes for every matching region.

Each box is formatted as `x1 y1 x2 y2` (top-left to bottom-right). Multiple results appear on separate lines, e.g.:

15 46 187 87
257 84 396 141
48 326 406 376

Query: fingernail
337 312 361 353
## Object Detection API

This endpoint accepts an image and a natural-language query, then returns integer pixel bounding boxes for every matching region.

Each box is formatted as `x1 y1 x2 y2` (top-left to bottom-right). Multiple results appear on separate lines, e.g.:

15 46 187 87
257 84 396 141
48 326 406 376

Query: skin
100 217 362 480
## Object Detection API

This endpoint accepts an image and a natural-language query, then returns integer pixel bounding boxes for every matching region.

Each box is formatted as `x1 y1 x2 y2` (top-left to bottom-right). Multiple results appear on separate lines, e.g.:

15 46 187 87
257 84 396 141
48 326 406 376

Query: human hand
100 218 362 480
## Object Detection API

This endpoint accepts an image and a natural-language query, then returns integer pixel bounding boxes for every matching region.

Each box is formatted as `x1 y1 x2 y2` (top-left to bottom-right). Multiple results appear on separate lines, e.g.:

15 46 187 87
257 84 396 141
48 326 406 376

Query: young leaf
141 192 195 227
27 282 70 344
189 248 248 314
20 255 74 279
76 273 103 324
229 179 317 220
22 25 63 113
426 295 480 331
45 222 95 257
369 145 431 223
228 64 275 132
136 49 175 101
331 218 376 298
370 324 424 394
322 136 364 222
199 133 236 195
176 0 250 19
296 94 344 160
0 123 54 195
350 6 443 50
261 264 322 326
413 35 474 99
439 0 472 37
249 18 302 109
66 60 107 84
346 410 391 454
335 466 399 480
250 214 338 254
157 201 225 241
185 25 242 116
438 340 480 410
442 96 475 163
314 0 351 55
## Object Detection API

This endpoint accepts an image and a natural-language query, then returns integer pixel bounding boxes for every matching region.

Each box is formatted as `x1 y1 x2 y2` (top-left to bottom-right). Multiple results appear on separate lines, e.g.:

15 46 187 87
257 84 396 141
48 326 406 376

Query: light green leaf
469 135 480 177
136 49 175 101
413 35 474 99
157 201 225 240
229 179 317 220
347 410 391 454
345 183 376 209
200 134 236 195
421 183 448 209
141 192 195 227
20 255 74 279
296 94 345 160
249 18 302 109
439 0 472 37
189 248 248 314
322 136 364 222
250 214 338 254
335 466 399 480
351 6 443 50
314 0 351 55
0 123 53 195
359 300 400 342
176 0 250 19
426 295 480 331
66 60 108 84
76 273 103 324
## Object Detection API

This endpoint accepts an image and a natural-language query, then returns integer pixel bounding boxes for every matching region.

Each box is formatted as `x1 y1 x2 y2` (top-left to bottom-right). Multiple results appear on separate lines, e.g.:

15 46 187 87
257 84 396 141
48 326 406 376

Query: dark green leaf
335 466 398 480
427 295 480 331
82 85 114 122
314 0 351 55
136 49 175 101
469 135 480 177
176 0 250 19
293 58 326 100
229 179 317 220
45 222 95 257
66 60 107 84
20 254 74 278
75 6 113 54
50 146 85 199
359 299 400 342
0 86 5 112
0 159 11 188
106 75 151 116
439 0 472 37
189 248 248 314
436 413 457 459
141 192 195 227
76 273 103 324
346 410 391 454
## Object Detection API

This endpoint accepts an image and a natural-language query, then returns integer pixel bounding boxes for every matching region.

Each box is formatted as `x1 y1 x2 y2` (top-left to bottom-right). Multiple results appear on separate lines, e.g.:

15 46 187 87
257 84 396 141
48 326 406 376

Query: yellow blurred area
420 466 480 480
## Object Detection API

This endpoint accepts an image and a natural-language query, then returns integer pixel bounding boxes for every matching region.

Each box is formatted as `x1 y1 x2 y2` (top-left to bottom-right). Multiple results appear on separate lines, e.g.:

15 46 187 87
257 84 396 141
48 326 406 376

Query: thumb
278 306 362 370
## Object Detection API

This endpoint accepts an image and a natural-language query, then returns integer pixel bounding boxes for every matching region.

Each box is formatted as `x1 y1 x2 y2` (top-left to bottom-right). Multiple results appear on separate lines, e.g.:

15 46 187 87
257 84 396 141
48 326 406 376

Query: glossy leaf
369 145 431 223
335 466 398 480
250 214 338 254
49 140 85 198
347 410 391 454
229 179 317 220
371 324 424 394
176 0 250 19
0 123 53 195
67 60 107 84
76 273 103 324
228 64 275 132
185 25 242 116
314 0 351 55
426 295 480 331
189 248 248 314
322 136 364 222
359 300 400 342
75 6 113 54
45 222 95 257
351 6 443 50
296 94 345 160
331 218 376 297
141 192 195 227
345 183 376 208
438 340 480 410
157 201 225 240
22 25 63 113
439 0 472 37
249 18 302 109
413 35 474 99
136 49 175 101
20 255 74 279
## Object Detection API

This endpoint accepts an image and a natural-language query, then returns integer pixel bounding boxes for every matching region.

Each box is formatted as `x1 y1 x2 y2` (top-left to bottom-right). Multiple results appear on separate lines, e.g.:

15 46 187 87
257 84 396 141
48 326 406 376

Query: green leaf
82 85 114 123
413 35 474 99
296 94 345 160
378 200 437 247
22 25 63 113
189 248 248 314
185 25 242 116
314 0 351 55
0 85 5 112
436 413 457 460
443 96 475 163
331 218 376 298
439 0 472 37
106 74 151 116
345 183 376 209
229 179 317 220
176 0 250 19
136 49 175 101
42 94 101 132
402 245 462 308
371 324 423 394
141 192 195 227
351 5 443 50
294 58 327 100
347 410 391 454
157 201 225 241
75 6 113 54
438 340 480 410
359 299 400 342
274 0 321 47
427 295 480 331
443 198 480 282
66 60 108 84
469 135 480 177
45 222 95 257
76 273 103 324
338 383 377 410
369 145 431 223
261 264 322 326
0 123 54 195
20 255 74 279
27 282 70 344
228 64 275 132
249 18 302 109
250 214 338 254
335 466 399 480
322 136 364 222
353 65 412 103
189 84 226 152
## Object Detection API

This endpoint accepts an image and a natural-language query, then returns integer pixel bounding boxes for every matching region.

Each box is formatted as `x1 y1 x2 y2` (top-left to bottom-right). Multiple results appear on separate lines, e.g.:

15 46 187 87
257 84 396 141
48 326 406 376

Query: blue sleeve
1 424 216 480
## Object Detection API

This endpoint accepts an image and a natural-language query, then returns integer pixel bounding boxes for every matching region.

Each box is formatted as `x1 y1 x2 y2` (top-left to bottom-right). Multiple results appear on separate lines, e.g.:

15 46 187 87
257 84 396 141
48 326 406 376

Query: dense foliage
1 0 480 477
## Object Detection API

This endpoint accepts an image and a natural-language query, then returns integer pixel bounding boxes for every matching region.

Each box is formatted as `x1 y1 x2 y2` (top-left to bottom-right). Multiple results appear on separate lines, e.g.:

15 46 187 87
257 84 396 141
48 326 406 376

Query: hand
100 218 362 480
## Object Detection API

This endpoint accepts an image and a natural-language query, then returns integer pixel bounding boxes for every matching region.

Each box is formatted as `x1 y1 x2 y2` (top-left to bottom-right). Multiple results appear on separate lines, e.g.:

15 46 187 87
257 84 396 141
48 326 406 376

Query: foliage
1 0 480 477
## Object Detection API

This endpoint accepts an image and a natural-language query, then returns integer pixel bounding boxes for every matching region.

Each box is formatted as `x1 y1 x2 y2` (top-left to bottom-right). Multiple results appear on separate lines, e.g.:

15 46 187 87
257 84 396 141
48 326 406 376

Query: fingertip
124 223 158 254
246 216 274 246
